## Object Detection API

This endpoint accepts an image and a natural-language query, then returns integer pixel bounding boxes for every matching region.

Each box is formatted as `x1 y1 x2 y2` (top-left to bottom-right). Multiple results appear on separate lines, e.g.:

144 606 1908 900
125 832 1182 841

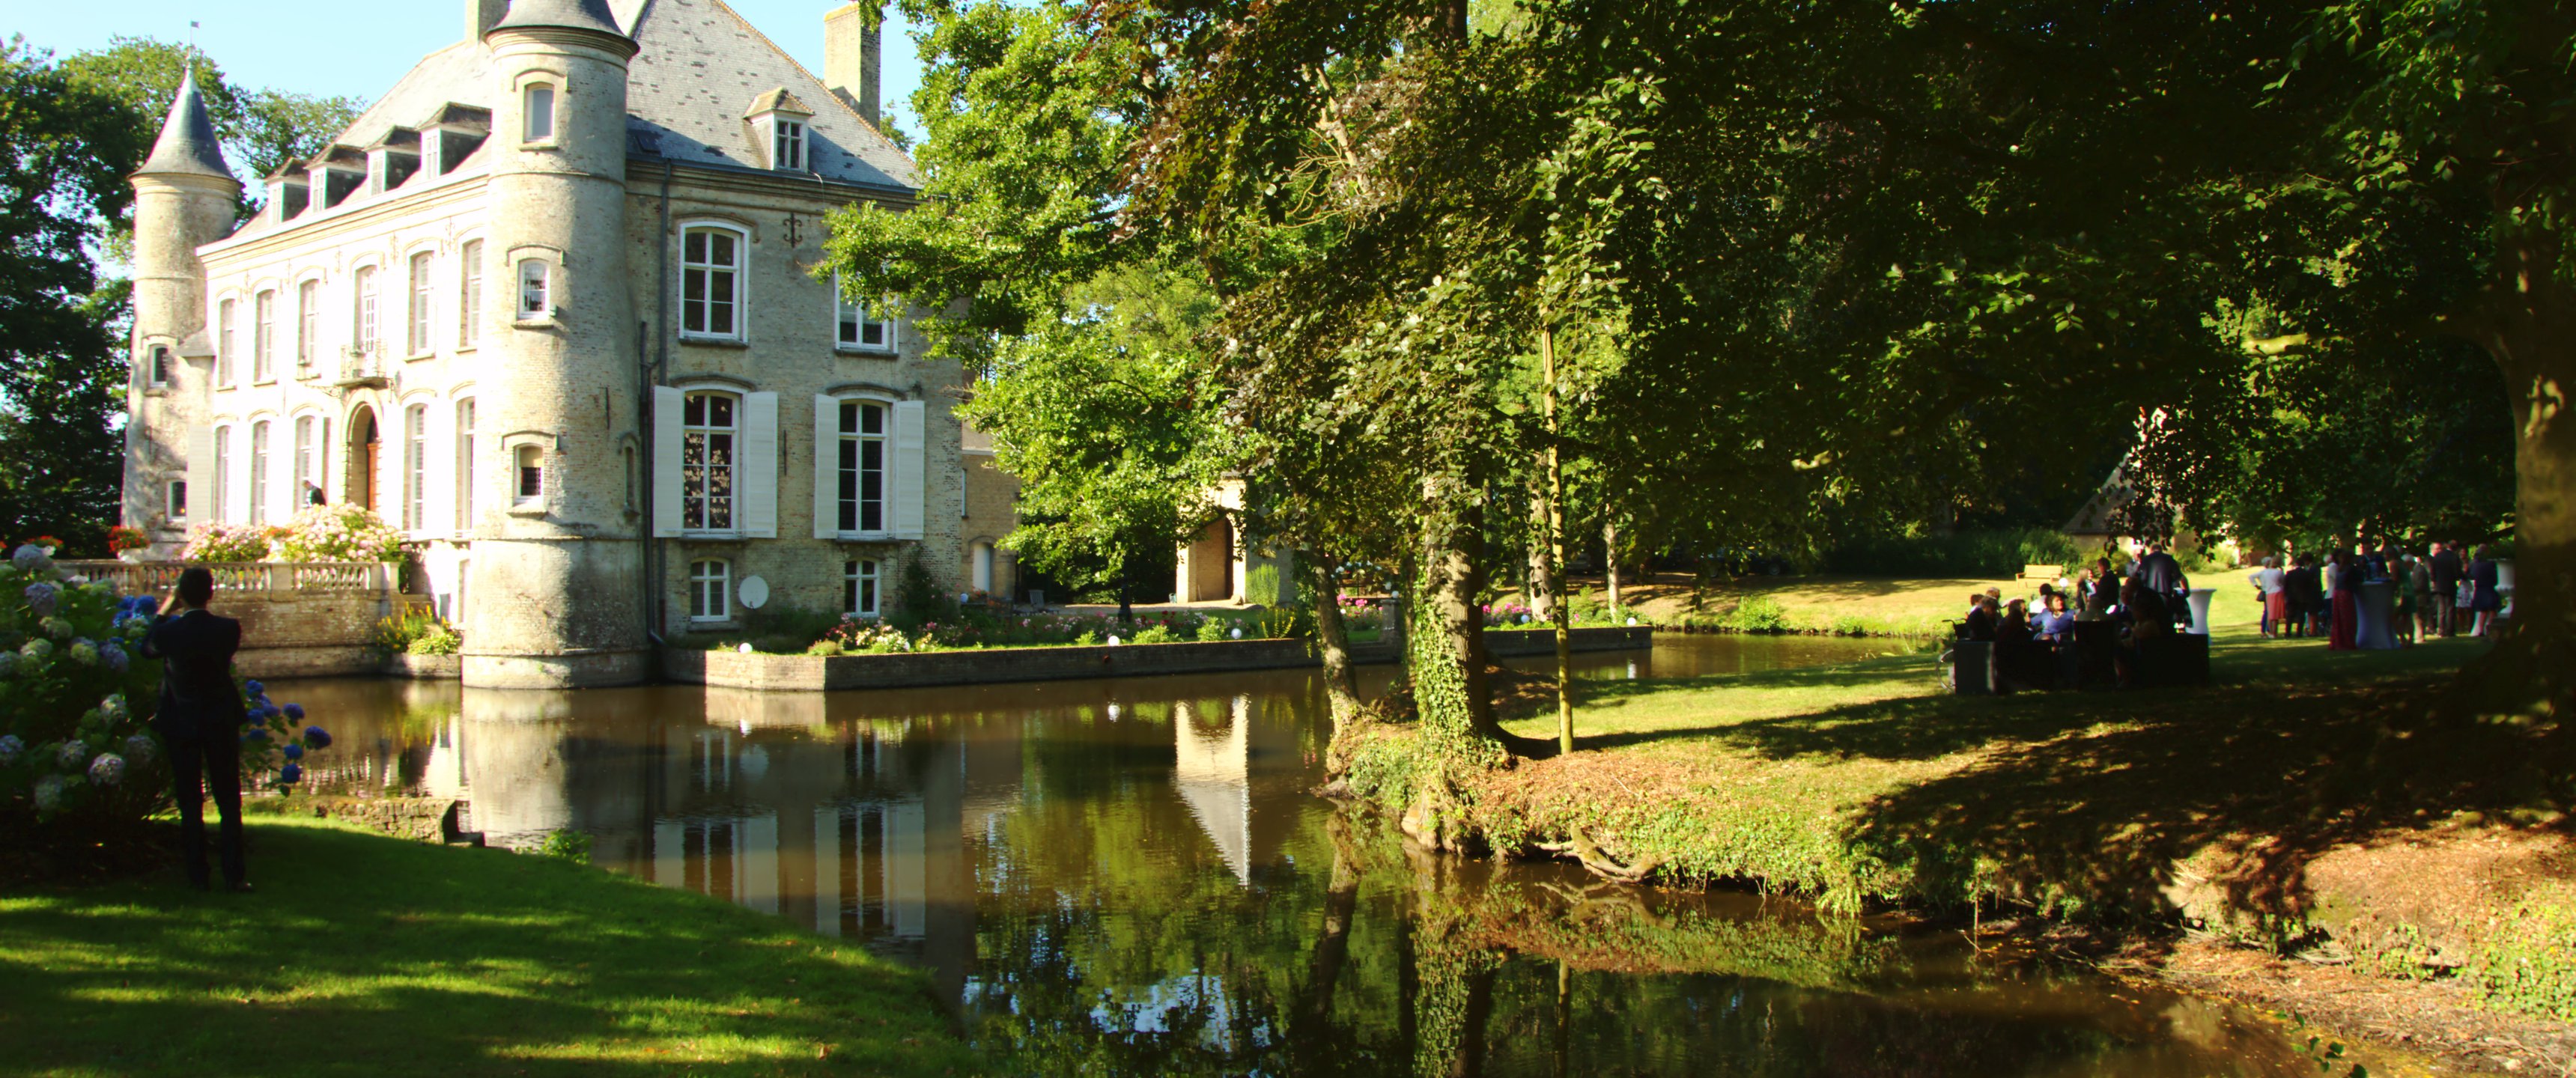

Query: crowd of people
1949 537 2508 695
2241 538 2505 648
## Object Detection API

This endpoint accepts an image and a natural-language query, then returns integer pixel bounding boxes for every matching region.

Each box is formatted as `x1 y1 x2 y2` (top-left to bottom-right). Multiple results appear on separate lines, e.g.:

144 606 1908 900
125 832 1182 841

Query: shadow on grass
0 821 972 1078
1570 636 2566 916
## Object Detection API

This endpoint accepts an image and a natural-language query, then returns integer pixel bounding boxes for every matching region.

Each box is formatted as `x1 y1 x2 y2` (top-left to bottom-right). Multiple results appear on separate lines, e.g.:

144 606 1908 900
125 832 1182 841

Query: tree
0 42 144 554
60 37 363 216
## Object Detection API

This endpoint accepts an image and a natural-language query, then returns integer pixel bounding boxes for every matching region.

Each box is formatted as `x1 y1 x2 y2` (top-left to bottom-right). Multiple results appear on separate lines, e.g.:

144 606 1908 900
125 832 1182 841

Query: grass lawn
0 817 975 1078
1386 602 2522 916
1508 569 2272 636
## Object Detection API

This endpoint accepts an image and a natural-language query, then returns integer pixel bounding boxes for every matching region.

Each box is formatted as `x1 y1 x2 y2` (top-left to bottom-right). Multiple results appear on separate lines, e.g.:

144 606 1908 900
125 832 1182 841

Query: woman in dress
2327 550 2360 651
2469 546 2503 638
2248 556 2287 639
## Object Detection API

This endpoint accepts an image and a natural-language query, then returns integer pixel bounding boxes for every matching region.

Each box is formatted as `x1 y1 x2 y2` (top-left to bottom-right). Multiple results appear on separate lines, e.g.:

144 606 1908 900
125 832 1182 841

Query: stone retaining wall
666 626 1654 691
222 591 404 680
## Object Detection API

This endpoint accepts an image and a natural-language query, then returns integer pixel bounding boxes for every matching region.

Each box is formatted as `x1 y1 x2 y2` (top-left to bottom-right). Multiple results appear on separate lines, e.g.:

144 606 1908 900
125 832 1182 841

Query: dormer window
744 89 815 172
773 119 806 171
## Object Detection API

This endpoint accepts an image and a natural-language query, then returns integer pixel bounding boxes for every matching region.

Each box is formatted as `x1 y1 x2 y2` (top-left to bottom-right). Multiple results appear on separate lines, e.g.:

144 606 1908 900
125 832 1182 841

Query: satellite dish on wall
738 576 771 610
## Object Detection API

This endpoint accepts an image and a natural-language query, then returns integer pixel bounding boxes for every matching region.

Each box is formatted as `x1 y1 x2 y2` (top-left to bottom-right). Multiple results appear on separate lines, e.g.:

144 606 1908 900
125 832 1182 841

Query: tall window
772 119 805 170
517 260 550 318
149 347 171 388
294 415 319 507
514 444 544 504
688 560 730 622
455 399 477 529
680 226 742 338
834 275 895 353
252 290 276 382
523 84 556 142
681 392 737 532
407 252 434 355
353 267 379 351
296 280 319 370
248 421 271 525
211 425 231 524
216 299 237 386
844 559 880 618
168 480 187 523
836 401 886 534
404 404 428 531
458 240 482 347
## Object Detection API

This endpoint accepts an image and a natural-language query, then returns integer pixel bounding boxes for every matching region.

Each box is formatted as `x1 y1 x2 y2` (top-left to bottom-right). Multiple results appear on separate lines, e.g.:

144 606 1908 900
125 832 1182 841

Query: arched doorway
347 405 380 514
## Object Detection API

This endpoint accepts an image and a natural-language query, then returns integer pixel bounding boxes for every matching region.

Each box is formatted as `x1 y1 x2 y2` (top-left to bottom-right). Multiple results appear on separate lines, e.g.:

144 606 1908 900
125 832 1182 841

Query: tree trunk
1305 554 1364 730
1541 325 1574 755
1421 508 1498 738
2455 229 2576 722
1526 481 1556 623
1117 567 1133 623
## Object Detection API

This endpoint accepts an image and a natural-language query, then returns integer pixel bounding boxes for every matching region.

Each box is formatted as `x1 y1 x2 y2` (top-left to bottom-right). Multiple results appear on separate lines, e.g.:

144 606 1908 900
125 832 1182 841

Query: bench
2017 564 2065 583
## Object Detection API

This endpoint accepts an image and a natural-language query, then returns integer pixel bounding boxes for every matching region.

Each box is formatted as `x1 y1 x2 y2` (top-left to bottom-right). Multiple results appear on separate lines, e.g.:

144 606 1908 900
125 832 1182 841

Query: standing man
2135 543 2189 628
2428 540 2463 637
141 567 252 892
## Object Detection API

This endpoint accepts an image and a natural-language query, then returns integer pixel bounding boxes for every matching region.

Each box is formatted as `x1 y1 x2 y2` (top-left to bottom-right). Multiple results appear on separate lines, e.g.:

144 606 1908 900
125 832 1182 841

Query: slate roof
490 0 628 38
310 0 914 193
136 67 234 180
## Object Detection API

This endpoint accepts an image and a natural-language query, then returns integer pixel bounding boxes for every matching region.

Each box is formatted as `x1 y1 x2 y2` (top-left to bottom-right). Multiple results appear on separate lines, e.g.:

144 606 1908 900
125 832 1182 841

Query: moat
287 636 2366 1077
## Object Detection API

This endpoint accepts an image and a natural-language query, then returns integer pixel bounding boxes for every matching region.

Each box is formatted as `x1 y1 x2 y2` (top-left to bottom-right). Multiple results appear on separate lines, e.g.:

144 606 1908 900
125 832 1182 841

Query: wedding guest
2469 546 2503 638
2248 556 2287 639
140 567 252 892
2430 540 2464 636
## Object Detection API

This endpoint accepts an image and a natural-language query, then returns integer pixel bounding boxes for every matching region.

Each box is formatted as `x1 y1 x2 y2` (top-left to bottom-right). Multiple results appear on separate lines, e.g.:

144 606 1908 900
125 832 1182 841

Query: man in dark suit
2134 543 2190 629
141 567 252 892
2429 540 2464 637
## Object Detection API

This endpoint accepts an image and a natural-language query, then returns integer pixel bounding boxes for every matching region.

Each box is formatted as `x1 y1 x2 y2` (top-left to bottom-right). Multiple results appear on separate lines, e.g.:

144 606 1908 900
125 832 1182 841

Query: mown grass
0 817 974 1078
1349 594 2523 919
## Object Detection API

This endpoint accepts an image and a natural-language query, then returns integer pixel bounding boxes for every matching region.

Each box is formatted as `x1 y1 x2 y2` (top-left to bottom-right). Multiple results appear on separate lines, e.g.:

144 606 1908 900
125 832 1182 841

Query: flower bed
179 505 406 565
0 543 333 831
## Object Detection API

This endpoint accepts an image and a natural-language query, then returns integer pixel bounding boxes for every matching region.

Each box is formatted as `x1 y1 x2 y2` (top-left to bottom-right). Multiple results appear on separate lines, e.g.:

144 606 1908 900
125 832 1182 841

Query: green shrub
533 828 593 865
374 607 461 657
1829 614 1871 637
2470 888 2576 1020
1245 562 1283 606
1727 596 1793 633
408 624 462 656
1129 624 1180 645
1195 618 1232 642
1820 528 2082 579
893 554 951 628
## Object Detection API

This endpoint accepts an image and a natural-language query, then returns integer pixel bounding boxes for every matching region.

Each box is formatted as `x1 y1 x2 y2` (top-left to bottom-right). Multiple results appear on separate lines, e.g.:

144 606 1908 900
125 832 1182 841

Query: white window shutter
812 395 837 539
425 403 453 537
891 400 926 540
652 386 684 538
184 424 214 526
228 427 253 525
741 391 778 538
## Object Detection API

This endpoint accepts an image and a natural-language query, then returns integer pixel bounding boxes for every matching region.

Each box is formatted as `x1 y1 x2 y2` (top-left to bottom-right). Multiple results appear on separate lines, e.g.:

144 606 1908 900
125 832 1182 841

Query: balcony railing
326 344 389 389
56 561 393 596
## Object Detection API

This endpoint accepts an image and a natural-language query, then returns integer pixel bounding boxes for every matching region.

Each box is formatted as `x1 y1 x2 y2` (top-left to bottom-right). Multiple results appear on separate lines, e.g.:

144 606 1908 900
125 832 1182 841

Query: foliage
2469 886 2576 1021
105 526 147 554
1722 596 1793 634
267 505 405 564
57 37 365 219
807 606 1290 655
891 552 950 628
1821 529 2086 580
180 523 276 563
0 45 141 559
532 828 593 865
0 545 162 827
373 608 460 658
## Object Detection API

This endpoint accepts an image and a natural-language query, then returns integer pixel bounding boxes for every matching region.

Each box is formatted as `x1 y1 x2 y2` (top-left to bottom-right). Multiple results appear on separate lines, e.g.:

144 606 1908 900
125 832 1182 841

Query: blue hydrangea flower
0 734 22 765
276 762 302 785
122 734 155 764
241 727 270 743
31 774 65 812
23 582 58 618
283 703 306 721
302 725 329 749
56 740 89 770
282 743 304 761
12 543 52 575
88 753 125 787
244 679 264 697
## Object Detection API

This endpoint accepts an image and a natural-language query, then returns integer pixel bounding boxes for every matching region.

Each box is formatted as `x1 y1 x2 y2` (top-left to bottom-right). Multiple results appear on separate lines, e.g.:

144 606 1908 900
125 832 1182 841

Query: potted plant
107 526 150 564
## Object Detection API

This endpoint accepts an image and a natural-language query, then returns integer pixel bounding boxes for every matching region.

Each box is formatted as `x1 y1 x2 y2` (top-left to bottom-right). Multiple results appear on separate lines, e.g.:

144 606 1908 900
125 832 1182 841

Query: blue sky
10 1 930 136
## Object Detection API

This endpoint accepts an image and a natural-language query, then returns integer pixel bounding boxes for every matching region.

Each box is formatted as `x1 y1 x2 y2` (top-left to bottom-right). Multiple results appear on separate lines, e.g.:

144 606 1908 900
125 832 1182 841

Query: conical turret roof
487 0 628 39
135 67 234 180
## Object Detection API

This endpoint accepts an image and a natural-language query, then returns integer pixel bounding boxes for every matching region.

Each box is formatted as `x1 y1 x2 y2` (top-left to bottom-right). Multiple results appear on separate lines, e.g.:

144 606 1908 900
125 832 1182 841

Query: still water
287 636 2348 1077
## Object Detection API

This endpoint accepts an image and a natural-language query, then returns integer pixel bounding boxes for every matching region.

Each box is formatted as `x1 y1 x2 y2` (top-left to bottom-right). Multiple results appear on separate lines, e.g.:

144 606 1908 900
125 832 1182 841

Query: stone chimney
823 2 883 125
467 0 508 41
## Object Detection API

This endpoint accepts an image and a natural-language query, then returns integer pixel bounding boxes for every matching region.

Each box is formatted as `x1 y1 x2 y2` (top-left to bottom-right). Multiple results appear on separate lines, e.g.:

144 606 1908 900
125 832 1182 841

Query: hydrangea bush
0 544 329 830
180 505 407 564
801 608 1308 655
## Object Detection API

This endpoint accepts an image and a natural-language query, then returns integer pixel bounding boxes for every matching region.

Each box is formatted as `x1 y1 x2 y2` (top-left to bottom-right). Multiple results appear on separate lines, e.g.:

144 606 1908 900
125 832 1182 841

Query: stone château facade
123 0 1017 689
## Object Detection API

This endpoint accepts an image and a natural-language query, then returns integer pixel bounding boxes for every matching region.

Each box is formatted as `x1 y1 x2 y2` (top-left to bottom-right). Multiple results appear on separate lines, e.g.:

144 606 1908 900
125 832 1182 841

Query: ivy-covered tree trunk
2455 228 2576 722
1419 502 1500 740
1304 554 1364 730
